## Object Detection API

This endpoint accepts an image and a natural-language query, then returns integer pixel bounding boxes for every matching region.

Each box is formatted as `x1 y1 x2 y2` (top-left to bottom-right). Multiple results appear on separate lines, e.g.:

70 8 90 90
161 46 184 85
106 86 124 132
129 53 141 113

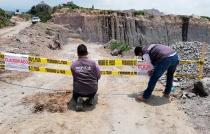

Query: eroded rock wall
52 9 210 47
188 18 210 43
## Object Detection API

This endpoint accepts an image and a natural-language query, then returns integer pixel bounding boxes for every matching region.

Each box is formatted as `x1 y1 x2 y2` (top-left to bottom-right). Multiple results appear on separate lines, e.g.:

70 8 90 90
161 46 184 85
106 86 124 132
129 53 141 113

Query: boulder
194 77 210 96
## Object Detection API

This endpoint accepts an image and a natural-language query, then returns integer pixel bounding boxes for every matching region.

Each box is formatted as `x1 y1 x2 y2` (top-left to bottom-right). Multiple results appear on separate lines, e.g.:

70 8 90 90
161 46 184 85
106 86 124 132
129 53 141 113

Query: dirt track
0 21 31 37
0 21 200 134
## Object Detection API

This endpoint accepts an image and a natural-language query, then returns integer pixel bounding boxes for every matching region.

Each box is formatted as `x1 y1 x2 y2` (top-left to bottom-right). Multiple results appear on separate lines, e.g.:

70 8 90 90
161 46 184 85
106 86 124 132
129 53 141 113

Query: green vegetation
0 8 12 28
28 1 52 23
52 3 80 12
132 10 144 16
178 15 189 19
62 4 80 9
109 41 131 52
201 16 210 21
107 10 120 13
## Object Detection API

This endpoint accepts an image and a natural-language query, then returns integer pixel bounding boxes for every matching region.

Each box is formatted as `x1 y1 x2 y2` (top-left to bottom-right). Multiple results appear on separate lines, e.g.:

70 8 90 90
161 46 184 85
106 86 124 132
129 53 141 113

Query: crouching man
70 44 101 111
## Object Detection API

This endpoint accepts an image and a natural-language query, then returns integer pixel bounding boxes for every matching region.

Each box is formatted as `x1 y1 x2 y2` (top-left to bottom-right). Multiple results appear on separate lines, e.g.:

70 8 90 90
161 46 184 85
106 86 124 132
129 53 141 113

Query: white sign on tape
137 59 151 76
4 53 29 72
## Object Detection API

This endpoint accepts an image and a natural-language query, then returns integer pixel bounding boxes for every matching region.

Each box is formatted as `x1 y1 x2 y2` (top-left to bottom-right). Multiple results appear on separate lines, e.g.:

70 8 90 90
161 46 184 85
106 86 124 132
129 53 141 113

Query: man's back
71 57 100 95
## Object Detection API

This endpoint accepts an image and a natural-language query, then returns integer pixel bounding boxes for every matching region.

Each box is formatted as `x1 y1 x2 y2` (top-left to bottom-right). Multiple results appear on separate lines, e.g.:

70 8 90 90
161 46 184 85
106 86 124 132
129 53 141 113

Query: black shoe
76 97 83 111
87 97 94 105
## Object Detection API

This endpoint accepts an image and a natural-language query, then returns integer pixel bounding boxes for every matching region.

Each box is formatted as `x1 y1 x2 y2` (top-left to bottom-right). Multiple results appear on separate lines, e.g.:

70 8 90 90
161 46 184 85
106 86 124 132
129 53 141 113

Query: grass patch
109 41 131 52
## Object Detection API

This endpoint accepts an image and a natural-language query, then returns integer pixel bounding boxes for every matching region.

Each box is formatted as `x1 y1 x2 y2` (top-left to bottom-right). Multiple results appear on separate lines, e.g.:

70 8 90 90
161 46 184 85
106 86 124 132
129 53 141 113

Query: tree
28 1 52 22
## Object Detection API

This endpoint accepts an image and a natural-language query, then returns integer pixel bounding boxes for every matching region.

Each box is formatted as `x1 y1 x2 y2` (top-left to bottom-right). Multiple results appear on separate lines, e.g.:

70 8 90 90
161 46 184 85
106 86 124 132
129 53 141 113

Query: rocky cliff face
52 9 210 46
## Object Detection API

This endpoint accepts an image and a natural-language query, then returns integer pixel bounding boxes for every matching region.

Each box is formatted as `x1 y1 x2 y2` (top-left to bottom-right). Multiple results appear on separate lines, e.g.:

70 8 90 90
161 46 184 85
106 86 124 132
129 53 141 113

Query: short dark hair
77 44 87 56
134 47 143 56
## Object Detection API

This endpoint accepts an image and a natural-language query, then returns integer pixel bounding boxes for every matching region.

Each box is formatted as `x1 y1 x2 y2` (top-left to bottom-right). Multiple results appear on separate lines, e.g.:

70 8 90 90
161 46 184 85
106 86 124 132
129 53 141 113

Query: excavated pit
21 90 72 113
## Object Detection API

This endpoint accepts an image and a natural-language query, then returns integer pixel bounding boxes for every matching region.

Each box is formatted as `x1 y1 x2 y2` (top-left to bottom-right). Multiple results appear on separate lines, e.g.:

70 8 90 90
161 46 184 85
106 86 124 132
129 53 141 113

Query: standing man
71 44 101 111
134 44 179 102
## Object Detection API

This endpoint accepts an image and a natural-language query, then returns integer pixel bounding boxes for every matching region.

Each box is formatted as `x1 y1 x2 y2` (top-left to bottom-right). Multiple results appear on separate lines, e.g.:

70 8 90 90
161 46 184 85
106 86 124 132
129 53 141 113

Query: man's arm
142 54 154 70
95 61 101 79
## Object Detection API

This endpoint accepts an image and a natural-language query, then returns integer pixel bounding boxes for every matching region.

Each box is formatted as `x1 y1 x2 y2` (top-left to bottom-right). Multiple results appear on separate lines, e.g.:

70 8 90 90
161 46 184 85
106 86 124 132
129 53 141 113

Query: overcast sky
1 0 210 16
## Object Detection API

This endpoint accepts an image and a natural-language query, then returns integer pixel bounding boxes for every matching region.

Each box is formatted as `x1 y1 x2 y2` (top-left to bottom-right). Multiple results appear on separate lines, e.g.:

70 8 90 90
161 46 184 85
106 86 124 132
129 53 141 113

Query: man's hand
147 70 154 76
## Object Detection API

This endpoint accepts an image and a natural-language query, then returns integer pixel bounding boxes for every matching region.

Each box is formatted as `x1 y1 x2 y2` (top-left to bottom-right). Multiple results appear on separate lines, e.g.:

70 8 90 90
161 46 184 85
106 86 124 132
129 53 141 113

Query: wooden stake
198 42 206 80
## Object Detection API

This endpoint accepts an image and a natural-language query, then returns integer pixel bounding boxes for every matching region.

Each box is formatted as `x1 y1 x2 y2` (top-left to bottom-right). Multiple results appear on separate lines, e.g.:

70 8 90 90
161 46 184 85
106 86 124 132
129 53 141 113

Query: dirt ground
0 19 208 134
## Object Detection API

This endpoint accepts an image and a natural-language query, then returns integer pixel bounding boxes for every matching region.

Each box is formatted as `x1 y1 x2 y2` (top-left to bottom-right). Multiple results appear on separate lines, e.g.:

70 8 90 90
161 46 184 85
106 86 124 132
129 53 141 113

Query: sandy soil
0 20 199 134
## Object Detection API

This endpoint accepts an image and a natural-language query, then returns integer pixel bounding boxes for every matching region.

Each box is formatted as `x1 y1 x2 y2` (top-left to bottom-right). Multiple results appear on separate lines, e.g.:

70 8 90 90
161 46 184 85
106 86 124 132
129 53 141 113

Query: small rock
186 92 196 98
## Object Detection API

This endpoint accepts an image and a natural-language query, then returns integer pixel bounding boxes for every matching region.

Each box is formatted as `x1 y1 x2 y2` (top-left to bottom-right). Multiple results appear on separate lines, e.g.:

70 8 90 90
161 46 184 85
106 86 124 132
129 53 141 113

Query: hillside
0 8 12 28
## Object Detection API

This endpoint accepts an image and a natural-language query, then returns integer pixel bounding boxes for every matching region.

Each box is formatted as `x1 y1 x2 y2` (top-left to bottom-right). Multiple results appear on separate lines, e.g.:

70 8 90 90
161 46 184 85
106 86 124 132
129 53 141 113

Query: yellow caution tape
174 73 200 79
100 71 137 75
199 59 205 65
28 56 71 65
0 52 204 68
1 64 137 76
29 66 72 75
197 75 202 80
0 53 4 60
0 64 5 69
179 60 199 64
98 59 137 66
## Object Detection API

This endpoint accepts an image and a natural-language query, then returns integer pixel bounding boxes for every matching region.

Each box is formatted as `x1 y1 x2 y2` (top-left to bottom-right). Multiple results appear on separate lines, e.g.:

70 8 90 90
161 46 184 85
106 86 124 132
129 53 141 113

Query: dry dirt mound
10 16 25 22
21 90 72 113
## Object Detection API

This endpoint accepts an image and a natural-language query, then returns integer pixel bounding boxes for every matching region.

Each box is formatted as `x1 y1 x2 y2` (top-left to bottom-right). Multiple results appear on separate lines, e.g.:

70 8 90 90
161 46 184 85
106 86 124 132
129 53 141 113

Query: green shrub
132 11 144 16
28 1 52 22
0 8 12 28
109 41 131 51
35 11 51 23
62 4 80 9
201 16 210 21
178 15 189 20
107 10 120 13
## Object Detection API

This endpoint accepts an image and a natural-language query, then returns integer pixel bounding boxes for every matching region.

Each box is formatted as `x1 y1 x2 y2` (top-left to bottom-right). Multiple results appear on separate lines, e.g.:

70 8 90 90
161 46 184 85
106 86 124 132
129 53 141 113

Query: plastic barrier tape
28 56 71 65
98 59 137 66
1 64 137 76
29 66 72 75
1 52 202 66
100 71 137 75
0 64 202 78
0 53 4 60
0 64 5 69
179 60 199 64
174 73 200 78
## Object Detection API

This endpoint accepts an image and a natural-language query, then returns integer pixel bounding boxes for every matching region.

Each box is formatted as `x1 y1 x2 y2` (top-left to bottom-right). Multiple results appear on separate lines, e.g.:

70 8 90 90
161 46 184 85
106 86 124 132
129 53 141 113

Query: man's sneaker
87 97 94 105
76 97 83 111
